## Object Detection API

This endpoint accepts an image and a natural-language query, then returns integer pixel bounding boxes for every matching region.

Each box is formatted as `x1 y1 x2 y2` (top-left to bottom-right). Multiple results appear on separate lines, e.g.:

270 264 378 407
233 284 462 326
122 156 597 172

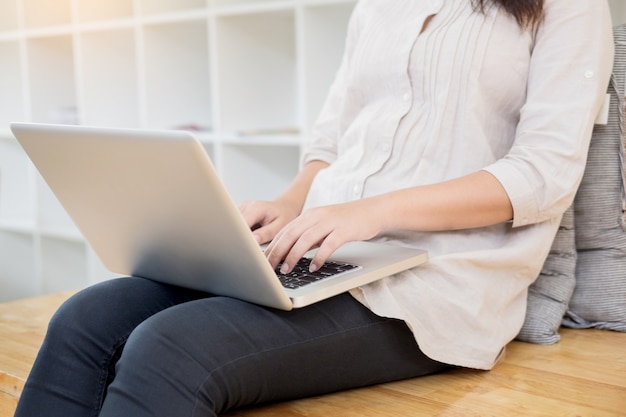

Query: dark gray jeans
14 277 449 417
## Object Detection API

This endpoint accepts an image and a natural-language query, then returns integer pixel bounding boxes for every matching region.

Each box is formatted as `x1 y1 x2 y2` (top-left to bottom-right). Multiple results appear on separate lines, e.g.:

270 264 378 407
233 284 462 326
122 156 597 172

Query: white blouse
301 0 614 369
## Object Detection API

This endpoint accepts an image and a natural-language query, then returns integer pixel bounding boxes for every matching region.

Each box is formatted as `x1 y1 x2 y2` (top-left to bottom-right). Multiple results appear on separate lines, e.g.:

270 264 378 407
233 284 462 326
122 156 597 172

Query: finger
238 201 266 229
308 232 344 272
264 220 308 270
264 229 298 270
252 222 283 245
265 207 329 270
239 201 282 243
277 228 329 274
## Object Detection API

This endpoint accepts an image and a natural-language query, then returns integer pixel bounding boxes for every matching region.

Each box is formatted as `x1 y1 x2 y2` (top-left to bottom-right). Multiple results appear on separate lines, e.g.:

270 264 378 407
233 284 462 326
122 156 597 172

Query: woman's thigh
14 277 207 417
100 292 449 417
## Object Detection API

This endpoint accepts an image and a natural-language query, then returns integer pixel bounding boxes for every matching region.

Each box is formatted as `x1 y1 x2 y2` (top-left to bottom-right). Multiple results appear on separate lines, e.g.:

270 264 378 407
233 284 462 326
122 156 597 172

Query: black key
276 257 360 289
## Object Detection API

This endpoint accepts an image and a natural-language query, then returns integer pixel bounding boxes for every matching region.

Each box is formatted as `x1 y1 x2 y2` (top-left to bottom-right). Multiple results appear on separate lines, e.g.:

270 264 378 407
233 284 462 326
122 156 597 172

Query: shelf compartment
0 137 36 227
22 0 72 29
200 141 215 161
36 174 82 241
26 35 78 124
76 0 134 23
0 231 38 302
300 1 354 129
220 143 300 204
0 40 25 126
215 9 297 133
0 0 19 32
140 0 207 16
79 28 140 127
142 20 212 130
40 236 88 293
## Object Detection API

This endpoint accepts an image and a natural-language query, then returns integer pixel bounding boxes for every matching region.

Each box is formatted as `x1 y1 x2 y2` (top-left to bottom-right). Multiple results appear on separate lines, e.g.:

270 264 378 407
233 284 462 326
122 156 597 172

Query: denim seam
92 333 133 416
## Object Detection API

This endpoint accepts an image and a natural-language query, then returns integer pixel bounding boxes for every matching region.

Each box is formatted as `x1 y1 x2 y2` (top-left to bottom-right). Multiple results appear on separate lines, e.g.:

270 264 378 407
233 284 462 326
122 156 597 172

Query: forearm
372 170 513 232
276 160 329 214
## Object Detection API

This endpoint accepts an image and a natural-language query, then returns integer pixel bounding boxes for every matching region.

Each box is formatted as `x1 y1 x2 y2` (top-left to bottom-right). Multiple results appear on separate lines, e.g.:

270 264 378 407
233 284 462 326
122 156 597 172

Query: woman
14 1 613 416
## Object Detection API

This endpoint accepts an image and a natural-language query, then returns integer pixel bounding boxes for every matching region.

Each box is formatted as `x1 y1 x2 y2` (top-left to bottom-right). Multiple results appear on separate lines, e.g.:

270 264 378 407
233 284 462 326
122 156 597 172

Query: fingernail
280 263 290 274
309 263 318 273
253 233 261 243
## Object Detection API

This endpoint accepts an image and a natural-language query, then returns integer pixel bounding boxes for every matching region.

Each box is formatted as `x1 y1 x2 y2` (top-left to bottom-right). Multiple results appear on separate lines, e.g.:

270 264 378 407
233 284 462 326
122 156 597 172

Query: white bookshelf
0 0 357 302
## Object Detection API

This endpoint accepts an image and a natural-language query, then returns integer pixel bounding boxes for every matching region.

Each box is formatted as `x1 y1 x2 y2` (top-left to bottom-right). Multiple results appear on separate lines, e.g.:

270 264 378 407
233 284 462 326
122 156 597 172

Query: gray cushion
517 206 577 344
562 24 626 332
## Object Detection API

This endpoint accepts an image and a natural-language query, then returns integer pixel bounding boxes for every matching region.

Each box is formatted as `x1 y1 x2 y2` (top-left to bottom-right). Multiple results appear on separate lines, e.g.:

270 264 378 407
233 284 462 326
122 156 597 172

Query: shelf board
213 0 295 17
225 132 303 146
76 18 136 33
141 9 209 26
0 220 83 242
0 219 37 235
189 131 226 144
0 31 20 41
301 0 357 7
37 225 84 243
22 25 74 39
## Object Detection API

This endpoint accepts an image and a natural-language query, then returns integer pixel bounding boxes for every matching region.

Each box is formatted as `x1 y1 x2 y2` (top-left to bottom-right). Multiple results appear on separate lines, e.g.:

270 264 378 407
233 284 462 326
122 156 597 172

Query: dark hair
473 0 544 29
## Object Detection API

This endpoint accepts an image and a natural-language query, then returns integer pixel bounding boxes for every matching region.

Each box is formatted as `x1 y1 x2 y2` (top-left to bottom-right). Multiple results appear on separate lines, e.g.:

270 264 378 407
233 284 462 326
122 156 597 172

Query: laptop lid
10 122 428 310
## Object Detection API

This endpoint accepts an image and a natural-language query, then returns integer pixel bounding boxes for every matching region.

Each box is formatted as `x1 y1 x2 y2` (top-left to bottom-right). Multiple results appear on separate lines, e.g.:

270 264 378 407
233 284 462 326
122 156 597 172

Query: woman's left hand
264 199 385 274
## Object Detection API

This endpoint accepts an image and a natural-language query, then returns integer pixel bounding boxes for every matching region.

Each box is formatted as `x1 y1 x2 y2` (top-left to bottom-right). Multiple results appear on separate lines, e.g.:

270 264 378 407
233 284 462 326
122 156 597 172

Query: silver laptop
10 122 428 310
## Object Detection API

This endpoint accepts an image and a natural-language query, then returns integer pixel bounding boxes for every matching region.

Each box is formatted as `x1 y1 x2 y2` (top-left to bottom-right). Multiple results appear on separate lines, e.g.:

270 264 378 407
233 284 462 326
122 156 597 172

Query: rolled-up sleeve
483 2 614 228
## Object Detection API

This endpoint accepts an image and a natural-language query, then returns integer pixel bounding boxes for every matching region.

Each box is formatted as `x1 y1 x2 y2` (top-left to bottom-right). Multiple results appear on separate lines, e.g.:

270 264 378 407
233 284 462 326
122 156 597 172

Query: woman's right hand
239 199 301 245
239 160 330 245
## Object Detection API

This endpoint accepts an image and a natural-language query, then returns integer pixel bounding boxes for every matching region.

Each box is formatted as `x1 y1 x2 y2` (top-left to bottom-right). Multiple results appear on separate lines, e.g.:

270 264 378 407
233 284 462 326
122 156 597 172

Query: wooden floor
1 292 625 417
0 292 73 417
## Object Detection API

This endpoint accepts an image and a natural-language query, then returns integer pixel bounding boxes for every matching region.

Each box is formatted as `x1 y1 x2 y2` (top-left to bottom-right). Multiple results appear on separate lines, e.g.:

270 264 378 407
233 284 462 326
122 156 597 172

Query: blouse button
353 184 361 195
584 70 594 79
402 92 411 102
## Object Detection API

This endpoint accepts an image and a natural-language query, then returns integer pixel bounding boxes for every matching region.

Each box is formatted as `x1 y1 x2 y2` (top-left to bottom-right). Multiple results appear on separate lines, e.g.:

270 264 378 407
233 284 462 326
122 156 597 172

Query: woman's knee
46 277 195 353
46 281 113 339
114 297 237 372
102 299 228 416
49 278 138 333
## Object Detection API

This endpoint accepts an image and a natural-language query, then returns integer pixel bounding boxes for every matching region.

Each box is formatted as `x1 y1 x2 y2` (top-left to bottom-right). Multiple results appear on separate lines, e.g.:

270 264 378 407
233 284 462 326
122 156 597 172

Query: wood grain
1 292 624 417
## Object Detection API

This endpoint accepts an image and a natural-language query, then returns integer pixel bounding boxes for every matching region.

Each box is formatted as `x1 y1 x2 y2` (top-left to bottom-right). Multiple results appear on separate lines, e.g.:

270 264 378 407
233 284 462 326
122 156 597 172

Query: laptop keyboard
275 257 361 289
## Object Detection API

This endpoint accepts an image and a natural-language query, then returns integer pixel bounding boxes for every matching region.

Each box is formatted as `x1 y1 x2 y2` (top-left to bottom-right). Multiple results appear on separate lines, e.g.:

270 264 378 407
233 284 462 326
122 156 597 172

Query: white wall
609 0 626 24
